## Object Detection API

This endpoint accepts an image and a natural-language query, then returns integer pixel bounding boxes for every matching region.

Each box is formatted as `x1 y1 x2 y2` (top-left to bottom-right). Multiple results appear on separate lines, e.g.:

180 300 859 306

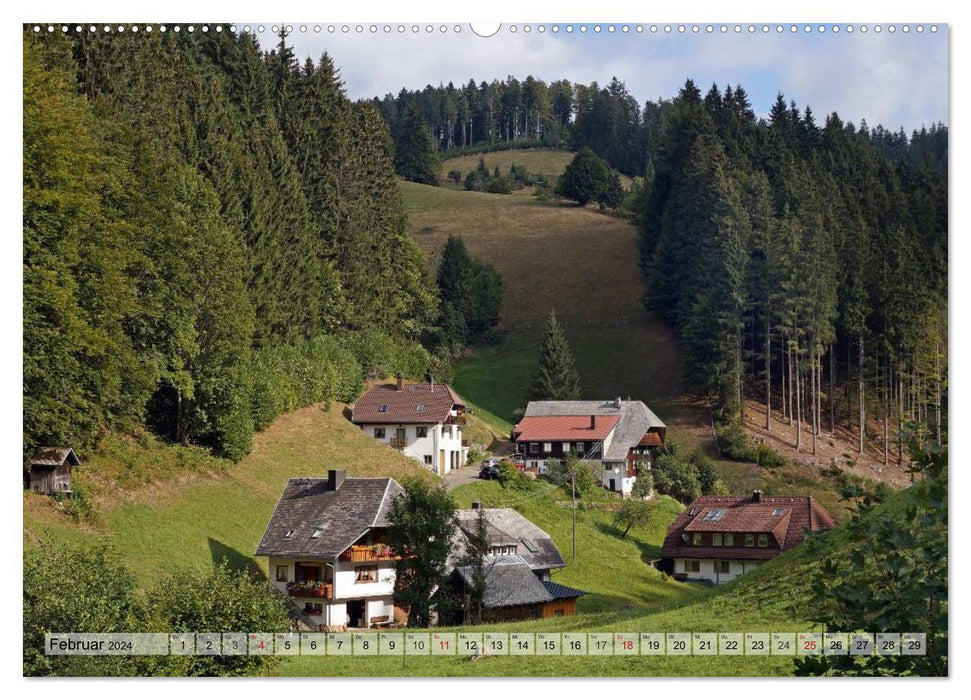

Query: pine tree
394 108 441 185
528 311 582 401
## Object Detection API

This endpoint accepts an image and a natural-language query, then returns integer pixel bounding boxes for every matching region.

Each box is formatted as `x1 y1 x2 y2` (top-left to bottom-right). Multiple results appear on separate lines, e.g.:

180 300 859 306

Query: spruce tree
528 311 582 401
394 108 441 185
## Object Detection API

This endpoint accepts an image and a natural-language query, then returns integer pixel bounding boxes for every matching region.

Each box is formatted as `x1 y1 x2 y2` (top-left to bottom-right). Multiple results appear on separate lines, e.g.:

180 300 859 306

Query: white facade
268 555 398 629
673 557 761 584
601 461 637 496
359 415 467 476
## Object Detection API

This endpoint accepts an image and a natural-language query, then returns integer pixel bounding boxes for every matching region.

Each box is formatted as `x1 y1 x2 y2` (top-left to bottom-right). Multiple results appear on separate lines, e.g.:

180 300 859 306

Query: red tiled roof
661 494 836 559
351 382 464 424
512 415 620 442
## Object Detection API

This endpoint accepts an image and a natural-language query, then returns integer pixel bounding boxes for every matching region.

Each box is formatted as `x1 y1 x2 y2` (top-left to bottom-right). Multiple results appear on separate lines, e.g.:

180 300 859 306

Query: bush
151 562 290 676
755 442 787 467
631 470 653 499
65 484 98 523
497 461 533 491
24 542 155 677
447 169 462 184
652 453 702 504
715 420 757 461
690 450 719 495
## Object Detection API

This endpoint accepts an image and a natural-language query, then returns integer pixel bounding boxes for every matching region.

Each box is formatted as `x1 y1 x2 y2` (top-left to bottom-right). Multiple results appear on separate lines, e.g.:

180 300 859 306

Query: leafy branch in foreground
794 436 947 677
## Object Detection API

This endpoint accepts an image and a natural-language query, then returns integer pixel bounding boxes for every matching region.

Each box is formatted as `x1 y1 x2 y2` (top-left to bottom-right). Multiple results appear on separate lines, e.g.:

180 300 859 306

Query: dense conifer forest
24 27 948 465
24 29 444 459
385 75 948 454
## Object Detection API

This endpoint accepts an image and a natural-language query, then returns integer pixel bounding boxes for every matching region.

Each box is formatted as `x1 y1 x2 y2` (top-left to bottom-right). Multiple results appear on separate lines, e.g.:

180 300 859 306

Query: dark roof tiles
255 477 403 558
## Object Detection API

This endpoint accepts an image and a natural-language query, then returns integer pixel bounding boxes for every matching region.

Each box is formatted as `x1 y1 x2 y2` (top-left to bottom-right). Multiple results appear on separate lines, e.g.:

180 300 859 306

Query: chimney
589 415 596 429
615 397 622 408
430 377 435 393
752 489 763 503
471 501 481 511
396 374 404 391
327 470 346 491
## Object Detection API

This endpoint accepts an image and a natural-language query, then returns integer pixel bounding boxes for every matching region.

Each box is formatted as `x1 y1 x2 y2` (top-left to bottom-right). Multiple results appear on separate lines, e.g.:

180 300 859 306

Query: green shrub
65 484 98 523
498 461 533 491
652 454 702 504
690 450 719 495
24 542 155 677
755 442 787 467
715 420 757 461
151 561 290 676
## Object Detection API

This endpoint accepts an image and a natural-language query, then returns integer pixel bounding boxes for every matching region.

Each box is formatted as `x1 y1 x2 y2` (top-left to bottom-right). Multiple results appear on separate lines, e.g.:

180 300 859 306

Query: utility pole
571 462 577 561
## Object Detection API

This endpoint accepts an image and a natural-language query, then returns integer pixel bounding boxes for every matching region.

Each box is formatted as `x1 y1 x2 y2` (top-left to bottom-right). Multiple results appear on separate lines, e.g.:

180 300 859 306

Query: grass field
441 148 634 191
23 403 438 587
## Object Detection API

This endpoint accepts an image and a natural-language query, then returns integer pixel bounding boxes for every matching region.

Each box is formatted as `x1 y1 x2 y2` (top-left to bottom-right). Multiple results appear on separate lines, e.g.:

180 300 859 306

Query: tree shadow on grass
207 538 266 581
593 521 663 564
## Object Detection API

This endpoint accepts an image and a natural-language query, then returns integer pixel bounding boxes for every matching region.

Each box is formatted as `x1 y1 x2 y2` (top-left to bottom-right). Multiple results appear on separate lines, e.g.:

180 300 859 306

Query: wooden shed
27 447 79 495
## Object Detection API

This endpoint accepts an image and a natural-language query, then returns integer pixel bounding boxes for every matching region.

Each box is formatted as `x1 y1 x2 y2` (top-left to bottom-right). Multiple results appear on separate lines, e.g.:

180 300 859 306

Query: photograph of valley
22 21 948 680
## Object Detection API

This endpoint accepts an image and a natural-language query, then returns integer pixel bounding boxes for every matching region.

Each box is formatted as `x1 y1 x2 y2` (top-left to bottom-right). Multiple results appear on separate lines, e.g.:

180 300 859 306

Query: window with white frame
374 428 386 439
684 560 701 573
715 560 730 574
416 426 428 438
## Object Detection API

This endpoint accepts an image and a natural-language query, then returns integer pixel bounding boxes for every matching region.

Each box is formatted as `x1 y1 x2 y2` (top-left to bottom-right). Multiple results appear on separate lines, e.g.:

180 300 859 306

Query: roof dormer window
311 529 322 539
284 530 294 538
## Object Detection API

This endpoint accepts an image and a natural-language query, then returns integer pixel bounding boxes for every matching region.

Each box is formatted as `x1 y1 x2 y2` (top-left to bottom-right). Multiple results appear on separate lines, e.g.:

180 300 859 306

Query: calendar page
21 9 948 685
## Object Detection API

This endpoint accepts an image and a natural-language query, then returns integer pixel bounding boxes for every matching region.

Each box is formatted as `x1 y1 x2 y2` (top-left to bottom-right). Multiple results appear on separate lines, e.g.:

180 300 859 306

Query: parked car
481 457 500 468
478 464 501 480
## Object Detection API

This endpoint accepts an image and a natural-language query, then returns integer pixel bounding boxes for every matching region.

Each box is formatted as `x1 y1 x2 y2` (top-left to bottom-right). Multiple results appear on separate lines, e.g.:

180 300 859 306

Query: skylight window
772 508 787 516
416 403 425 412
284 530 294 538
310 529 323 539
702 509 727 522
379 404 389 412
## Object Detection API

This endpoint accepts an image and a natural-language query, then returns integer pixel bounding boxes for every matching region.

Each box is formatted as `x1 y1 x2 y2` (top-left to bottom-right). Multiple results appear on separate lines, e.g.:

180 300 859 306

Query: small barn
26 447 79 495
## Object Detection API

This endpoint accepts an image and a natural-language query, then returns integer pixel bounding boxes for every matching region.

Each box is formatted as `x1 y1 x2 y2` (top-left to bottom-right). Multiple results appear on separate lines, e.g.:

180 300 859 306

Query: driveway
442 465 484 491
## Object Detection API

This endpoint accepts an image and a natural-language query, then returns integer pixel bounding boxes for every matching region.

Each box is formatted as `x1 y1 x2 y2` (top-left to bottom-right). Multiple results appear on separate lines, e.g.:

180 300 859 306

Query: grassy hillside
24 403 435 587
441 148 634 191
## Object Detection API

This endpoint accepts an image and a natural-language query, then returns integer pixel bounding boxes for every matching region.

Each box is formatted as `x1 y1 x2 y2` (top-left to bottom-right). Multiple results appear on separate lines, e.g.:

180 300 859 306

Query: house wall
333 557 396 600
360 421 466 475
29 464 72 494
601 461 637 496
673 557 761 584
268 555 397 629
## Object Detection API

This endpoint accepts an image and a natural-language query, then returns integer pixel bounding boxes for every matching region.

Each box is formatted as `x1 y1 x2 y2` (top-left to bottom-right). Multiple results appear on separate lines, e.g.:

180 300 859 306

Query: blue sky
256 23 948 134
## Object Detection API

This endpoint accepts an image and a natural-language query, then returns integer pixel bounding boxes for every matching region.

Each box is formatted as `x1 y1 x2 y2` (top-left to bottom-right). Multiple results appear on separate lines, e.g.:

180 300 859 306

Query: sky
250 23 950 134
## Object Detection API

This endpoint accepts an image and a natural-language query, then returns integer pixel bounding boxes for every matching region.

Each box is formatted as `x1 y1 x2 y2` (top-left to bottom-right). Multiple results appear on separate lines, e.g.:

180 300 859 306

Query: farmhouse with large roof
660 490 836 584
351 376 468 476
511 398 666 495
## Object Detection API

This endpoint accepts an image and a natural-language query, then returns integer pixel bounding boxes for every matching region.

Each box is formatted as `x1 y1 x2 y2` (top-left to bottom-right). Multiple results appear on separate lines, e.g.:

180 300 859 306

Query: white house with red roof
660 490 836 584
511 399 666 495
351 376 468 476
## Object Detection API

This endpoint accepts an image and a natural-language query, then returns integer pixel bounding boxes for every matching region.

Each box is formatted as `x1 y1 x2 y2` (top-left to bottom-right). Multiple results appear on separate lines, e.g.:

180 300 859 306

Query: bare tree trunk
765 321 772 431
883 357 890 465
936 343 942 446
781 339 788 423
896 372 903 464
810 348 817 456
858 335 865 456
795 343 802 452
788 340 794 428
829 341 836 433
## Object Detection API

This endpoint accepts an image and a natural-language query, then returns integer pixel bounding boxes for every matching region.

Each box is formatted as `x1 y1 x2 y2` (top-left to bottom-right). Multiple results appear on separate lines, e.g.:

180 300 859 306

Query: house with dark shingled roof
255 470 405 630
660 490 836 584
351 375 468 476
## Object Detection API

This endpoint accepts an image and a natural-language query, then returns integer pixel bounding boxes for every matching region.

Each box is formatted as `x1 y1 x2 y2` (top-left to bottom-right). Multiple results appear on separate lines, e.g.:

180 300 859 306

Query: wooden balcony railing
286 581 333 599
339 544 401 563
390 437 407 450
